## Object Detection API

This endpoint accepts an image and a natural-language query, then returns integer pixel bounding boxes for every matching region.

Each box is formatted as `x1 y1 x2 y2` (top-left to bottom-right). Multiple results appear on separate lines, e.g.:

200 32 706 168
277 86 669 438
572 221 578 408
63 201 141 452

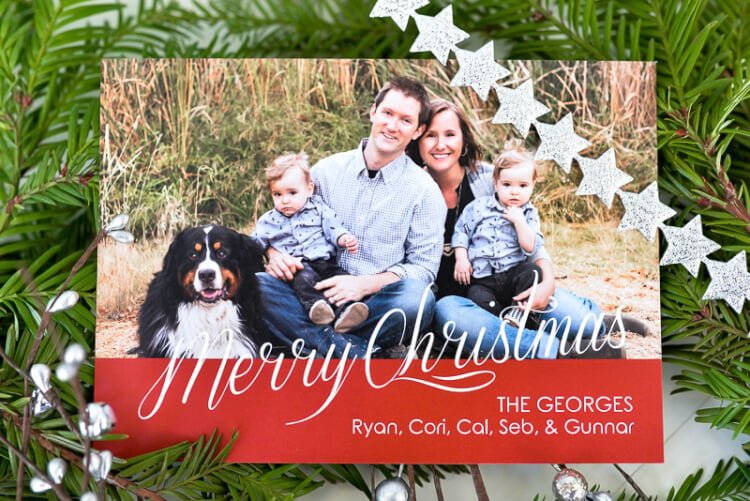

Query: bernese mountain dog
135 225 269 358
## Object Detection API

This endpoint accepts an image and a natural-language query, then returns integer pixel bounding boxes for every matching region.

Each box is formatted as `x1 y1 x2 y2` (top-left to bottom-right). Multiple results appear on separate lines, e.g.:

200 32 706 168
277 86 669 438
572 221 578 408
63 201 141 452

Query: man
258 76 446 358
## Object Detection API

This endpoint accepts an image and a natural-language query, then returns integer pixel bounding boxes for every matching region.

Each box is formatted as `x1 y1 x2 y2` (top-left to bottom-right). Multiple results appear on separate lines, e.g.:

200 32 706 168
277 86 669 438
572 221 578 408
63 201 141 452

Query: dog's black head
134 224 268 358
161 225 265 304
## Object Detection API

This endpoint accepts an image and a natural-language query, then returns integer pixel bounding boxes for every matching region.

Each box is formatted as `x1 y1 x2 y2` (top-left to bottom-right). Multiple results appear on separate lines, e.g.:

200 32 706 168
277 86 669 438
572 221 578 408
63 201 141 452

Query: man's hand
266 250 303 281
337 233 359 254
315 275 371 307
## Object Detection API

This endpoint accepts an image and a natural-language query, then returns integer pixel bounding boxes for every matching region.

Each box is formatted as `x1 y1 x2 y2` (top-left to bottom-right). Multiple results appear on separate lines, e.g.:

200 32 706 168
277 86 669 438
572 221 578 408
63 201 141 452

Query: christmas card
95 57 663 463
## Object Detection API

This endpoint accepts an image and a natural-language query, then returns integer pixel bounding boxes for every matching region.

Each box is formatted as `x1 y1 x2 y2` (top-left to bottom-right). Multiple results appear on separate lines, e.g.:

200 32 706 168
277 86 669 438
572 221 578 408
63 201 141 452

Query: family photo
97 58 659 361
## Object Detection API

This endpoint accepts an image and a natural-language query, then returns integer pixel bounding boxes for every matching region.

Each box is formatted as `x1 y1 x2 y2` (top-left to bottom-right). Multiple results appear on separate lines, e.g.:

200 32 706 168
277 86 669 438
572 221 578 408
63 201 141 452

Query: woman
408 99 645 359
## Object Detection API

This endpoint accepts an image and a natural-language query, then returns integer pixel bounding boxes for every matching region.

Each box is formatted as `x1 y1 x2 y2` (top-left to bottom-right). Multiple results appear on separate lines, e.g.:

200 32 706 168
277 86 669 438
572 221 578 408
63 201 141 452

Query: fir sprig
1 0 749 499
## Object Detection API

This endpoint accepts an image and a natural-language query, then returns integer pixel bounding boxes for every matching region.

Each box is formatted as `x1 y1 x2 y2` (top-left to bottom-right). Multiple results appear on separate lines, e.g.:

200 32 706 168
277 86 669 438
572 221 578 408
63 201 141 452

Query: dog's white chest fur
160 301 258 358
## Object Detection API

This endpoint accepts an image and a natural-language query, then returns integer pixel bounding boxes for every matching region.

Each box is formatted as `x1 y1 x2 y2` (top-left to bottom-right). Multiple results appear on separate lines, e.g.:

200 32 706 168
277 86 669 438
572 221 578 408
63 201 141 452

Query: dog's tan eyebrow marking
213 241 221 250
194 243 202 252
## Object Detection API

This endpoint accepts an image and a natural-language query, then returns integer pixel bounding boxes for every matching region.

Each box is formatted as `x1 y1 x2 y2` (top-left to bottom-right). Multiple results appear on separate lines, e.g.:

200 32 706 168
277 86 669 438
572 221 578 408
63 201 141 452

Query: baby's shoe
502 305 540 330
334 302 369 333
310 299 335 325
502 306 524 328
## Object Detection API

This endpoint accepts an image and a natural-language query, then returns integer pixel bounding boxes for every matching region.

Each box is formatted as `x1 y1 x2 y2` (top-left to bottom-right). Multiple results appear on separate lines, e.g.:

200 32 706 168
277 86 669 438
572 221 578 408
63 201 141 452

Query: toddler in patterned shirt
252 152 368 333
452 145 545 327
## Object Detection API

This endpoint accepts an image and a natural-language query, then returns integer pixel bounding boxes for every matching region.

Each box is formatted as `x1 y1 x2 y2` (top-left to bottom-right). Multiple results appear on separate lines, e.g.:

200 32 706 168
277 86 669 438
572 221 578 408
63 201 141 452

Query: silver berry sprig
0 214 131 498
374 465 411 501
552 465 617 501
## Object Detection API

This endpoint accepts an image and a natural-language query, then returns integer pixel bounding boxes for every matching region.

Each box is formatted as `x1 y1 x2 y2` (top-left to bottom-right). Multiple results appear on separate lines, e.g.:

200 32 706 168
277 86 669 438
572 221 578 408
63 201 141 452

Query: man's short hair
265 152 311 189
373 76 430 126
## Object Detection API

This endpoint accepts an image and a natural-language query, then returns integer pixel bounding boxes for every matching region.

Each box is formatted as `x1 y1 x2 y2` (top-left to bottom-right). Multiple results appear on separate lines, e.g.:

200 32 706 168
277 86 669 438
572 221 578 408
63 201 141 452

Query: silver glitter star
617 181 677 241
370 0 428 31
660 215 720 277
492 80 551 138
410 6 469 64
450 42 510 101
534 113 592 173
575 148 633 208
703 251 750 313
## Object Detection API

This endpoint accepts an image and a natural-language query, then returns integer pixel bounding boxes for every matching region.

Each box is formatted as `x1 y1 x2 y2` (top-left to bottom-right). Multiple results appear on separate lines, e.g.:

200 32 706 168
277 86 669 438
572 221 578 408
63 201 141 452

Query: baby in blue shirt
452 146 544 326
253 153 368 333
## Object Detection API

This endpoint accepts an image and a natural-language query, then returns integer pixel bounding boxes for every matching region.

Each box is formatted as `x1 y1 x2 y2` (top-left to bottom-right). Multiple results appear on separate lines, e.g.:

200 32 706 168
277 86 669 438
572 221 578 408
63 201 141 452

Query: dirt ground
555 273 661 359
95 272 661 359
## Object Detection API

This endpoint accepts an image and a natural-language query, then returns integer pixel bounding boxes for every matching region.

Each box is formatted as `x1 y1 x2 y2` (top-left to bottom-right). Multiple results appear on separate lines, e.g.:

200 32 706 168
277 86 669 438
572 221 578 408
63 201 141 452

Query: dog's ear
162 229 187 275
242 234 266 273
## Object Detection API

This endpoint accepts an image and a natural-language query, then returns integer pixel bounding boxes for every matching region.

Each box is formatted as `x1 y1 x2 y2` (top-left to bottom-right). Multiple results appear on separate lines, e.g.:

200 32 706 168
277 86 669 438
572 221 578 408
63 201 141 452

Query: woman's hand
453 247 472 285
514 259 554 310
513 284 552 310
454 258 473 285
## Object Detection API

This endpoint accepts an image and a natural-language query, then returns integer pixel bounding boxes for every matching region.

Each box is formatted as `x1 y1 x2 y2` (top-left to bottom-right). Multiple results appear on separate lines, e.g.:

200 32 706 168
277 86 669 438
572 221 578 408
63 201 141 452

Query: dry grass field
100 59 656 242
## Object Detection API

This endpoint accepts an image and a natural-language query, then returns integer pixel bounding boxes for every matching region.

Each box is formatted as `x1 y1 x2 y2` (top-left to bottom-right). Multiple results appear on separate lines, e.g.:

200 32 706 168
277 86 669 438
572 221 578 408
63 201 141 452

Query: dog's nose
198 269 215 283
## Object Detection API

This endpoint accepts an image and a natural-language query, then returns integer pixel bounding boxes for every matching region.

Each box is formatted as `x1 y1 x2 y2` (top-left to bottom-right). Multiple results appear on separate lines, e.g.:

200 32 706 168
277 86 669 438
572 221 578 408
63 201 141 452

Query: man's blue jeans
434 288 604 360
257 273 436 358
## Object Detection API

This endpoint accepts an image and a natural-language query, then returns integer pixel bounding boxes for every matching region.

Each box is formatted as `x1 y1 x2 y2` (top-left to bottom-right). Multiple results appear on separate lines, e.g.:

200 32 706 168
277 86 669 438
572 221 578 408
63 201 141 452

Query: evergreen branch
665 458 750 501
0 339 30 381
0 429 72 501
664 347 750 442
2 176 89 230
695 169 750 234
116 431 312 499
522 0 610 59
164 0 406 58
650 0 694 103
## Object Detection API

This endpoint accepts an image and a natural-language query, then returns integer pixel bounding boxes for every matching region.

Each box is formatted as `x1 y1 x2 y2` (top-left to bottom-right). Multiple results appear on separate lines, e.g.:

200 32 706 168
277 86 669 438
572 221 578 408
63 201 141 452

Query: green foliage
1 0 749 499
109 431 322 499
0 1 360 499
664 458 750 501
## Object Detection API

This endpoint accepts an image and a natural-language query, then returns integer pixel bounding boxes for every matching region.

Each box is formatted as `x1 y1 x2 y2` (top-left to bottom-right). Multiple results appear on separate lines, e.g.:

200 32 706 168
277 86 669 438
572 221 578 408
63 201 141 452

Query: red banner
95 358 662 463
